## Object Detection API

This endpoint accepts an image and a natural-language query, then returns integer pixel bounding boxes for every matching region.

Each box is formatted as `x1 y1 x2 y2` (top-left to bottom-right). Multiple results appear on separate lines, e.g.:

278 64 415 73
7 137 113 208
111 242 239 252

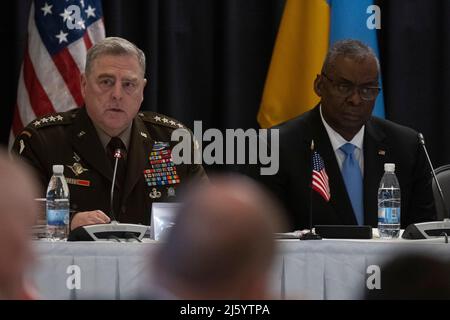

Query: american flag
312 150 331 202
9 0 105 147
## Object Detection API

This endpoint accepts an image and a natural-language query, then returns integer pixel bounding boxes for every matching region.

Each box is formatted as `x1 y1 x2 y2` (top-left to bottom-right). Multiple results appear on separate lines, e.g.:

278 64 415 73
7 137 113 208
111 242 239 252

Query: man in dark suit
12 37 206 231
253 39 436 231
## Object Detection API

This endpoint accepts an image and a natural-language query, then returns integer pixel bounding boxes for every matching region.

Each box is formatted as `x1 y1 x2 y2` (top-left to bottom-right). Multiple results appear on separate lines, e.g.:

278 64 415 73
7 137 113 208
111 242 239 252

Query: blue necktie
340 143 364 225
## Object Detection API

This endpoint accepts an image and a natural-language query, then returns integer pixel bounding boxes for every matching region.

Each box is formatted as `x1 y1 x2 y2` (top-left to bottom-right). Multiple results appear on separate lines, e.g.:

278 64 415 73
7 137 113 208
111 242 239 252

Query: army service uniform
12 107 207 225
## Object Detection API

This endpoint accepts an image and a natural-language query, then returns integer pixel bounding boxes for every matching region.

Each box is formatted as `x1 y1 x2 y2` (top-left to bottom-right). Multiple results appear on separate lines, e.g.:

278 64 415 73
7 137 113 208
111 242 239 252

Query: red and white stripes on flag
312 150 331 202
9 0 105 147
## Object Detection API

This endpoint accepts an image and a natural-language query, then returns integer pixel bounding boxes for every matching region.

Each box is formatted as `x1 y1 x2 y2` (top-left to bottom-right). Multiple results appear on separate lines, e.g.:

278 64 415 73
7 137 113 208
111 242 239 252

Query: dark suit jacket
253 105 436 231
12 107 207 225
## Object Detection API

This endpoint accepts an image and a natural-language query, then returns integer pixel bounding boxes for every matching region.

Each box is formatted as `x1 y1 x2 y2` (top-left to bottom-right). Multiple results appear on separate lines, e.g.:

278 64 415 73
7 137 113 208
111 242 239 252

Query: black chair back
432 164 450 220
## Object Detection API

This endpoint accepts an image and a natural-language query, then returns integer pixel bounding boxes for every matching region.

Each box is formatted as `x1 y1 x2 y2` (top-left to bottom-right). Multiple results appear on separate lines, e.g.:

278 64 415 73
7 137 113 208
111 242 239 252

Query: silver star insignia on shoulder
177 123 183 128
56 115 63 121
48 116 56 122
154 116 161 122
162 118 169 123
41 117 49 123
33 120 41 127
169 120 176 125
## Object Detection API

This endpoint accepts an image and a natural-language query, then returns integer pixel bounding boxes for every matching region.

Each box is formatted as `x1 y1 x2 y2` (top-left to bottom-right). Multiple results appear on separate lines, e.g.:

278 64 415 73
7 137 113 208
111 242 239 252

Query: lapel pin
77 131 86 138
140 132 148 138
378 150 386 156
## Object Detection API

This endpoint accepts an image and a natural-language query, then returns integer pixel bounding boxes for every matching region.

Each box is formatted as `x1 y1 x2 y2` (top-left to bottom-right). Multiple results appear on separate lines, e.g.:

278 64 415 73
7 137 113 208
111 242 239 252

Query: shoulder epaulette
30 111 73 129
138 111 185 130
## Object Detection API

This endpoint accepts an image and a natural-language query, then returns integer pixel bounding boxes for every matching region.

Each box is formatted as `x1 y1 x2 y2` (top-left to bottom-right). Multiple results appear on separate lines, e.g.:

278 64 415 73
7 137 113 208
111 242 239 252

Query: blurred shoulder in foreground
146 173 286 300
1 148 40 299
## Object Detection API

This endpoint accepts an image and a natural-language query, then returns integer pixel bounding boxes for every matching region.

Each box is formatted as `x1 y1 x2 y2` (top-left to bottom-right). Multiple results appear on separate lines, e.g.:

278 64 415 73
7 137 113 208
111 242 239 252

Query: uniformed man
12 37 207 231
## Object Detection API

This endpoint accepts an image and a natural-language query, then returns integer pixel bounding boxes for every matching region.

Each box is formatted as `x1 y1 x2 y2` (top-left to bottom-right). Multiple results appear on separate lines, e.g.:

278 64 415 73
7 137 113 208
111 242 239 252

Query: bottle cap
52 165 64 174
384 163 395 172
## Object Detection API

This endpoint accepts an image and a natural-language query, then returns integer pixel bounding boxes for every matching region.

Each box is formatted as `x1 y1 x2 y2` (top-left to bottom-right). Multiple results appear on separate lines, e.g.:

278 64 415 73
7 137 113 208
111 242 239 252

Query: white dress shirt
319 105 365 176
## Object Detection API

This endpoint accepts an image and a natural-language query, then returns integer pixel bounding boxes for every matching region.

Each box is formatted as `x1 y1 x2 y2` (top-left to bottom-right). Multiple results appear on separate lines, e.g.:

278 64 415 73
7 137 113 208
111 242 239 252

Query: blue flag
328 0 385 118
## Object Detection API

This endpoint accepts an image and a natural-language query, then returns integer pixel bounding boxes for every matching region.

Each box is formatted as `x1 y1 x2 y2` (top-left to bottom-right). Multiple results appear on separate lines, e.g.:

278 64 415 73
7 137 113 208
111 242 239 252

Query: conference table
30 236 450 300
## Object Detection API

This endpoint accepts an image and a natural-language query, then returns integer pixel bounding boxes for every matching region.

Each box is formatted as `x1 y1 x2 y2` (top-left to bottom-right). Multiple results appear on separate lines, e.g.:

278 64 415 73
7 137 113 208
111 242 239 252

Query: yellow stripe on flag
258 0 330 128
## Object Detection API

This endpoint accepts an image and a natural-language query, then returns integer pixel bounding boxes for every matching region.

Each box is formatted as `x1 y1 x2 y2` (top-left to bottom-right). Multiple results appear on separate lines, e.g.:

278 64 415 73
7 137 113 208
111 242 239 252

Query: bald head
153 175 285 299
0 150 38 299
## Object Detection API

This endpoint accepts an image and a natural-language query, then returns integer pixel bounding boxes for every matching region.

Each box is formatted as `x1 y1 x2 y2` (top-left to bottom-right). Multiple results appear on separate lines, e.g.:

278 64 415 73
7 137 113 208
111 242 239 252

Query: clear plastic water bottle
46 165 70 240
378 163 401 239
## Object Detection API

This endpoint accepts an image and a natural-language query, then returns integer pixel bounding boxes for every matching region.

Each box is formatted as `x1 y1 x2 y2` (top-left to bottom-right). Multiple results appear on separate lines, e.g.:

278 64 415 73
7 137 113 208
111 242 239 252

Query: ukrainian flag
258 0 385 128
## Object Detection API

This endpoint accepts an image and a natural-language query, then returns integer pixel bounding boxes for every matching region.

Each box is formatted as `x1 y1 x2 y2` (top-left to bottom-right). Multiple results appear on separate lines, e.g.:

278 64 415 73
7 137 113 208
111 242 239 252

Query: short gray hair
322 39 380 74
85 37 146 76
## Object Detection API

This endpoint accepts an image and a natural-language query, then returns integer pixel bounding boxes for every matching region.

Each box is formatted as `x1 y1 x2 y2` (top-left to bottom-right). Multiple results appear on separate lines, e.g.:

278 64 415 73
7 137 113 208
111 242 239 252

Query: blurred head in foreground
152 174 285 299
365 253 450 300
0 149 38 299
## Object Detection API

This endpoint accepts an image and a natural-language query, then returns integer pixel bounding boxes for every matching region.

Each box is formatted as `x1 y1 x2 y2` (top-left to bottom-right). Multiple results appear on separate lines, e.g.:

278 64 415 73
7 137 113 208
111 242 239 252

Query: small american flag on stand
312 142 331 202
9 0 105 147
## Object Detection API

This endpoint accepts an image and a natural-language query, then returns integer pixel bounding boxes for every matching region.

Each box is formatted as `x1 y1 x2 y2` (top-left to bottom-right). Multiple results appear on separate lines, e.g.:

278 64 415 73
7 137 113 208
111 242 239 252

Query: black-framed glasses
321 73 381 101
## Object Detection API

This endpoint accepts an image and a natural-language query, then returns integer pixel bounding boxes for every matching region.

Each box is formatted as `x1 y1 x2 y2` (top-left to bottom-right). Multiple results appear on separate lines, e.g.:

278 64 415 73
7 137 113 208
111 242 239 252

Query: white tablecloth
31 237 450 299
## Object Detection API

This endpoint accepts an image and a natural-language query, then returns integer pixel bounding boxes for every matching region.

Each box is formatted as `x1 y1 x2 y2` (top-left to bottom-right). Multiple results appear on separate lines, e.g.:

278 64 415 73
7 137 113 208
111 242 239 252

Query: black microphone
401 133 450 239
417 132 449 218
418 132 449 220
68 147 148 241
110 148 123 222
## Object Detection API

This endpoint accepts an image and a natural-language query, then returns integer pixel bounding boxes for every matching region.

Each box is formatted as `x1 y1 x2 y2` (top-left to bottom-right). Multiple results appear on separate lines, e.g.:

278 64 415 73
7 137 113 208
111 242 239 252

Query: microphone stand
418 133 450 220
67 147 148 241
401 133 450 239
300 140 322 240
110 148 122 223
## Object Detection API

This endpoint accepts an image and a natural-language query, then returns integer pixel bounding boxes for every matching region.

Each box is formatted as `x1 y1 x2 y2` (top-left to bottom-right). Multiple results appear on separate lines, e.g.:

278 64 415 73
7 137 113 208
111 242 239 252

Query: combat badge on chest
144 141 180 199
66 153 91 187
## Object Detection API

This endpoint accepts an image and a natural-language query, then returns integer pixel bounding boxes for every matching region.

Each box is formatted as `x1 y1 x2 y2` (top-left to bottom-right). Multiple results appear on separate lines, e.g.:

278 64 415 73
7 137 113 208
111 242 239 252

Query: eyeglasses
321 73 381 101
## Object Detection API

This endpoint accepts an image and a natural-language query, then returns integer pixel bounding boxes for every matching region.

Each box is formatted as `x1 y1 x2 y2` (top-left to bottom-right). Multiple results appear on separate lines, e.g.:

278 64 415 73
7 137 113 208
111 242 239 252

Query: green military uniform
12 107 206 225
